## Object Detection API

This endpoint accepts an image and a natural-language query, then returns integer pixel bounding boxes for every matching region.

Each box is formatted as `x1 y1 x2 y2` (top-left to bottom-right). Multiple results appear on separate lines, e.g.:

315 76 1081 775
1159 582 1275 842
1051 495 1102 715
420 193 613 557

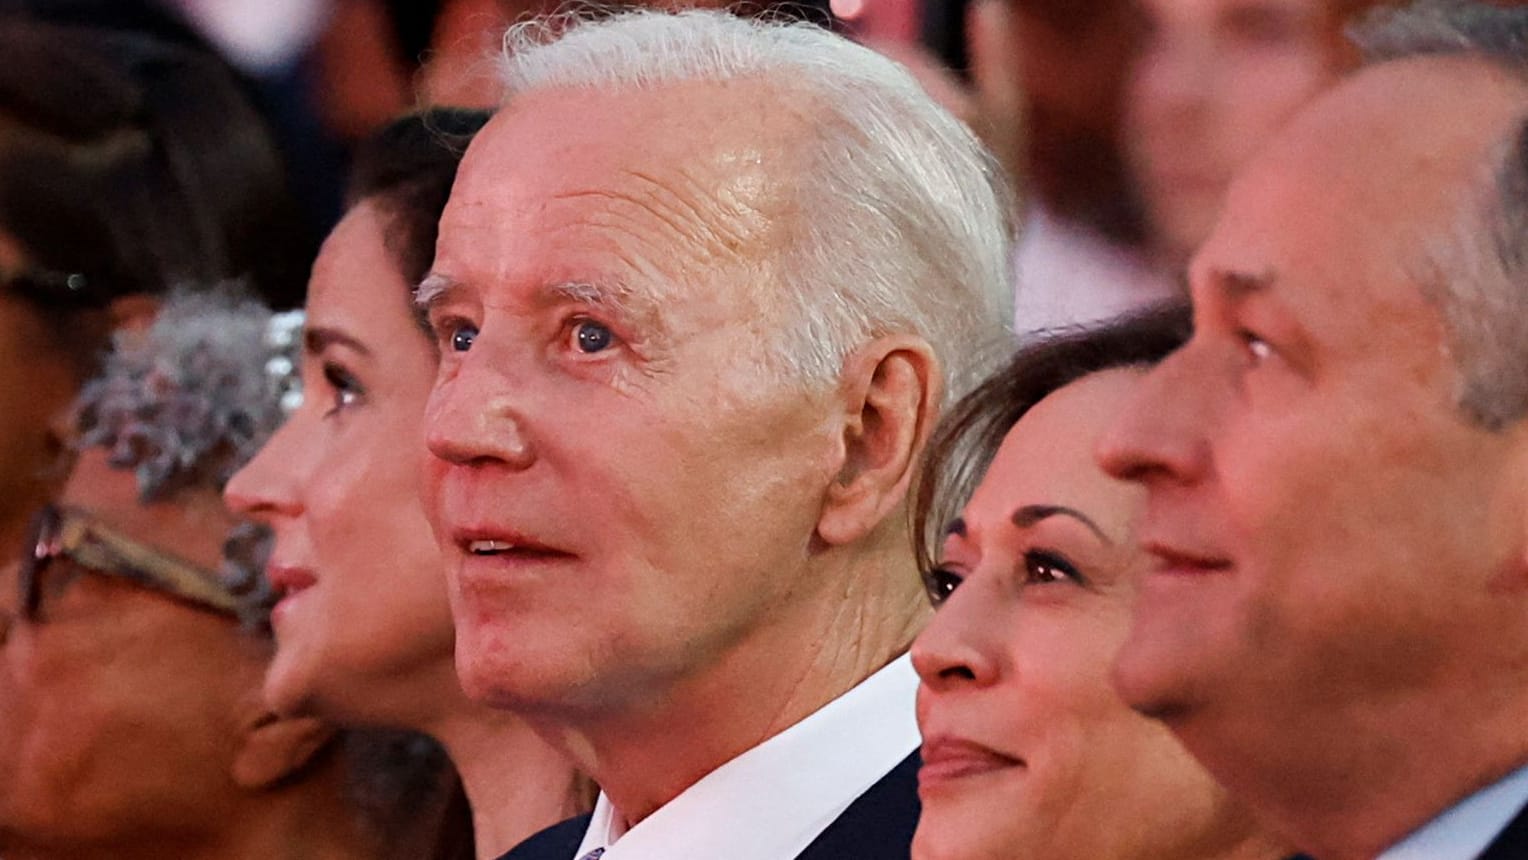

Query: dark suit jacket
496 750 922 860
1479 800 1528 860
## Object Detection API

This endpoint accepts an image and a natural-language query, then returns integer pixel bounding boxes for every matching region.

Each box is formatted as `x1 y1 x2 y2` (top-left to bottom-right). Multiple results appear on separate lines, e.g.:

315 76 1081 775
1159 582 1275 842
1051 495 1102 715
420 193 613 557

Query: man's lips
450 526 574 561
1142 542 1234 576
919 736 1024 792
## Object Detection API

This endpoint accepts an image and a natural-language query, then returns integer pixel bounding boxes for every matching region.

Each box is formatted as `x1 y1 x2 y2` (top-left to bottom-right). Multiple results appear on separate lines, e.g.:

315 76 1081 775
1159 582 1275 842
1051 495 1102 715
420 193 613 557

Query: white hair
493 8 1016 403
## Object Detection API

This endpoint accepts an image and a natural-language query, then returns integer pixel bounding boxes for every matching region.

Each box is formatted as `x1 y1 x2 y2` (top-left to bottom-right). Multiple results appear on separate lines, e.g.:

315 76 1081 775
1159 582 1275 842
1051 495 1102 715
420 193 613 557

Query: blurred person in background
227 109 592 860
0 290 454 860
1124 0 1389 269
316 0 839 139
0 18 314 576
952 0 1182 336
909 307 1292 860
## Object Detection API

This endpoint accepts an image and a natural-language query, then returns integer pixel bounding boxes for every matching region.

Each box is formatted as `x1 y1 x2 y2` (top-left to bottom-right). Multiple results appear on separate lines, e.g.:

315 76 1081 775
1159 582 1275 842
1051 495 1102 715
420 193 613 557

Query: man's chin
1110 628 1206 725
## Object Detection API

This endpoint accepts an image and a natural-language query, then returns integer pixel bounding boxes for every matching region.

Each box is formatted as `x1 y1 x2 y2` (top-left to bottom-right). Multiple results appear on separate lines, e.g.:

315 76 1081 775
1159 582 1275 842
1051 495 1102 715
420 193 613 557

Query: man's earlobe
818 336 940 546
232 710 338 790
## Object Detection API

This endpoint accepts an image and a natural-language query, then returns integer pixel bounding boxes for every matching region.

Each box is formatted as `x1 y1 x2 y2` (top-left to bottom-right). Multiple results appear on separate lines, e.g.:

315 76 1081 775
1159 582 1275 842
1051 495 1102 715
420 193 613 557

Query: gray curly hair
72 286 300 618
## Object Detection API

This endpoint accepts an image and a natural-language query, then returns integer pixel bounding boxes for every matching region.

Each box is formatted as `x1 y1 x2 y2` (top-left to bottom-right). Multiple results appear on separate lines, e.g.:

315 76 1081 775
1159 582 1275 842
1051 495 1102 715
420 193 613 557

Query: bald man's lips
1143 542 1234 577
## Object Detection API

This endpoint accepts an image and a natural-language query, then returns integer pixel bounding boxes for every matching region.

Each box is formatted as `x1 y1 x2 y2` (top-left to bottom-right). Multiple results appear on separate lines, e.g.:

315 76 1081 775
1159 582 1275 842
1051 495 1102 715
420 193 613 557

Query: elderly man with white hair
414 8 1013 860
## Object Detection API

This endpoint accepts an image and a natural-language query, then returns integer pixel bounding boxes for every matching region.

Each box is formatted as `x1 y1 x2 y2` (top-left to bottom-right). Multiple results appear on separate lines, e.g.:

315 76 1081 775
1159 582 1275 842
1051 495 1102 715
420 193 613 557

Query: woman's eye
571 319 615 354
1022 550 1082 586
322 363 363 413
924 566 964 607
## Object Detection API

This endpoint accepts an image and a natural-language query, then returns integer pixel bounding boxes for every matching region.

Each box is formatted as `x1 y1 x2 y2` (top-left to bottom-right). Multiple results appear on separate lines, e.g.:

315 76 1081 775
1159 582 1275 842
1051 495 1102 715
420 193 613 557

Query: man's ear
231 709 338 790
818 334 941 547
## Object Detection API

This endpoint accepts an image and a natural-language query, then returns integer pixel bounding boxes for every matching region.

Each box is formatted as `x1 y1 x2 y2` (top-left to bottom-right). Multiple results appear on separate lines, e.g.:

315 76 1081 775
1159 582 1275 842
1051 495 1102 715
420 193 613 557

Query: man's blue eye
451 325 478 353
574 320 614 353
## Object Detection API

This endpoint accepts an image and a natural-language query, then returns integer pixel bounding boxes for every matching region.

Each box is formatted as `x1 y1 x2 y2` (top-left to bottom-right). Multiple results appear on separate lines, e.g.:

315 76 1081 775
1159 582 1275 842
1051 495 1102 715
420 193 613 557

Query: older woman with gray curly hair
0 289 456 860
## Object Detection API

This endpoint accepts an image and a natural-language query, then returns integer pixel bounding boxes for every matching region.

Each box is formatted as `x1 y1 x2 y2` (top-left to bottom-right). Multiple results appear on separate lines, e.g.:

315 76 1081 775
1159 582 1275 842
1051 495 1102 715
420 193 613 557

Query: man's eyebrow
545 280 669 338
304 326 370 357
1012 504 1113 545
415 273 462 312
545 280 641 315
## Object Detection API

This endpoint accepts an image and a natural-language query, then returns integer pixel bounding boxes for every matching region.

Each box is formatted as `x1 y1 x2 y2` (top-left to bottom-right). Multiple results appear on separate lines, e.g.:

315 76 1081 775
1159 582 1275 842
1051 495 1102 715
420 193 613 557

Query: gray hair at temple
493 8 1016 403
72 286 299 618
1351 0 1528 430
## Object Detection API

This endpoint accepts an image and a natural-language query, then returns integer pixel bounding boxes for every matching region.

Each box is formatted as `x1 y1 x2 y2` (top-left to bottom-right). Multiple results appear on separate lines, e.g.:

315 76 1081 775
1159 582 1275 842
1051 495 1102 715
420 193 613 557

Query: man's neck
429 706 587 858
535 551 929 825
1179 696 1528 860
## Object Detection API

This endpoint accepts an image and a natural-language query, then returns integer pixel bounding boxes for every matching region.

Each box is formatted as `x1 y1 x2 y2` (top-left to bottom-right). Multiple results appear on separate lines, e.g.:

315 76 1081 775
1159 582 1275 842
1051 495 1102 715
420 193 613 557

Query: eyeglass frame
18 503 242 622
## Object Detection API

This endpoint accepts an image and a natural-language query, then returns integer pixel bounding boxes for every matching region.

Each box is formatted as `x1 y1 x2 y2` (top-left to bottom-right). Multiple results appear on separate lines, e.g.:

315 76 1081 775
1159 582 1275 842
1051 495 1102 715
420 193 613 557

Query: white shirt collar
575 654 920 860
1378 763 1528 860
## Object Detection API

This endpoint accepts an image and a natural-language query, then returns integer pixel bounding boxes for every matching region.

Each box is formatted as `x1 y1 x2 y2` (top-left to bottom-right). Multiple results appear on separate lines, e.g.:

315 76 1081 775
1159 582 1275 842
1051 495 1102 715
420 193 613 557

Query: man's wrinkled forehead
448 78 808 271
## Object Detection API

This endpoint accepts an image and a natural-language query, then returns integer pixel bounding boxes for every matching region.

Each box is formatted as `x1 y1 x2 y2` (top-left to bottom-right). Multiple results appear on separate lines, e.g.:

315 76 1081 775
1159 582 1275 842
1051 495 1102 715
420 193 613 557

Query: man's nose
424 355 537 471
1095 348 1213 486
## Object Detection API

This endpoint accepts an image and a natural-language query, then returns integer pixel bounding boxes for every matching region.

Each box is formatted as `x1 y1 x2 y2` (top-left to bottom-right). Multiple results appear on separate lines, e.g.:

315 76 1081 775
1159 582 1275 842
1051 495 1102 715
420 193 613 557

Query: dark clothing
498 751 922 860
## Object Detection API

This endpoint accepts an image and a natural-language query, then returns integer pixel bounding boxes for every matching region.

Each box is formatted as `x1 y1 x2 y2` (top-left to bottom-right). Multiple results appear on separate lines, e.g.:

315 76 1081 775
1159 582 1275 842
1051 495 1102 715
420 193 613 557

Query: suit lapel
495 813 592 860
496 749 924 860
792 749 922 860
1478 800 1528 860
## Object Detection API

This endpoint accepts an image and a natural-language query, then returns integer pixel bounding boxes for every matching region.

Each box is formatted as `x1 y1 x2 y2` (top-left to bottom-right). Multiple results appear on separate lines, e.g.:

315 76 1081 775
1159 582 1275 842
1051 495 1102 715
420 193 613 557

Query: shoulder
794 749 921 860
494 814 592 860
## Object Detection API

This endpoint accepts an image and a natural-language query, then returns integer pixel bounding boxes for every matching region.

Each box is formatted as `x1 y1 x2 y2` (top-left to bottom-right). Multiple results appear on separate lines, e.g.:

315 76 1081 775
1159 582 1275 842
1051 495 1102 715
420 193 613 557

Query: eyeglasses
2 267 105 310
18 504 242 622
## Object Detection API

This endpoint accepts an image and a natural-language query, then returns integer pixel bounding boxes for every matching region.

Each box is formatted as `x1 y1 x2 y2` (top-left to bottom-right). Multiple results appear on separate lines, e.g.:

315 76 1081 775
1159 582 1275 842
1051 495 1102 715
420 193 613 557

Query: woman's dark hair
327 107 493 860
912 302 1192 576
0 18 315 373
346 107 492 339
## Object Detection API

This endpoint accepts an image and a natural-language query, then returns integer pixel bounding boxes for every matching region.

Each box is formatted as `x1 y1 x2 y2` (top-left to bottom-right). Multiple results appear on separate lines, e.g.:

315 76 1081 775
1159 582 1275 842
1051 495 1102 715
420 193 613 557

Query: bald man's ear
818 335 941 547
232 709 338 790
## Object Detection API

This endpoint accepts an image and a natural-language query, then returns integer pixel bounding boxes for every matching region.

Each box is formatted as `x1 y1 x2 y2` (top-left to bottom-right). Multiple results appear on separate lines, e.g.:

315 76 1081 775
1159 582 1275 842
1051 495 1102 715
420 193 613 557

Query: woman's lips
267 564 317 627
919 736 1025 794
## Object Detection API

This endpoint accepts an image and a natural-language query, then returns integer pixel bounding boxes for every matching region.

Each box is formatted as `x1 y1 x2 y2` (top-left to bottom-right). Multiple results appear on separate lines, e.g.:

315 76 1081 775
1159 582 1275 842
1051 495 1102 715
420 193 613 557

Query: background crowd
2 1 1527 859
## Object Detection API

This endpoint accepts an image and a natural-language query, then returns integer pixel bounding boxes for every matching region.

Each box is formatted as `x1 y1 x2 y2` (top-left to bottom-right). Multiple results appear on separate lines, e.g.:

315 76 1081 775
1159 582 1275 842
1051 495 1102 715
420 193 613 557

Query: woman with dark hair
0 17 316 571
0 290 449 860
227 109 590 860
909 305 1293 860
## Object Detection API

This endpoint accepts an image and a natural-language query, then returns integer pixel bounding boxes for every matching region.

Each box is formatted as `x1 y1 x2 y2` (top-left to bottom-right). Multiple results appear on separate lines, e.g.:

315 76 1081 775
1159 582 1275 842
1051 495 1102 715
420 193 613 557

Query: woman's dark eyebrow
304 326 370 357
1012 505 1113 545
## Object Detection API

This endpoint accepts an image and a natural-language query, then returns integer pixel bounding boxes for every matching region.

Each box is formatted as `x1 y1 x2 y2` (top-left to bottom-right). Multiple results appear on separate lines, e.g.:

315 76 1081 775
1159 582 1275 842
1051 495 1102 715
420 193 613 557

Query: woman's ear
817 334 941 547
231 710 338 790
